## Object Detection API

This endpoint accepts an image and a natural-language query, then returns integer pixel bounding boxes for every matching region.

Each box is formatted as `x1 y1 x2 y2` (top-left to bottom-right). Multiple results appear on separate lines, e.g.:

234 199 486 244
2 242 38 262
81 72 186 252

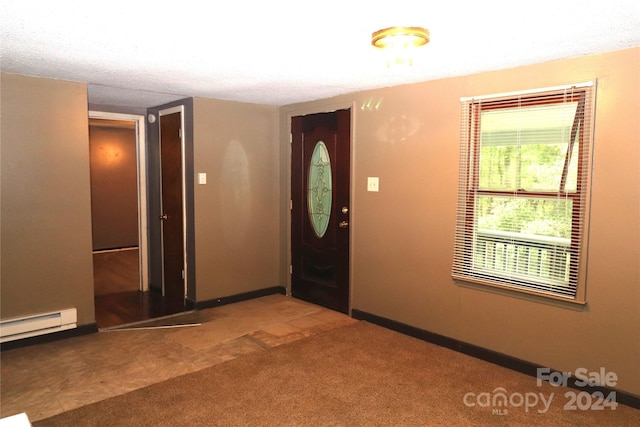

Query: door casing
146 98 195 303
88 110 149 291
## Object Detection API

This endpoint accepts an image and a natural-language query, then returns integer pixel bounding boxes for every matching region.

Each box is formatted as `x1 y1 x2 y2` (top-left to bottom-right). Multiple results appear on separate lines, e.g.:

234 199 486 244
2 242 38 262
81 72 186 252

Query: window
452 83 595 301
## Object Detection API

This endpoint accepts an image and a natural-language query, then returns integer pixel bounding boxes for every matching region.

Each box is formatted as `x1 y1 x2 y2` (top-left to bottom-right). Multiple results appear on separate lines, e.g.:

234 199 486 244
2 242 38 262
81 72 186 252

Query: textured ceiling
1 1 639 108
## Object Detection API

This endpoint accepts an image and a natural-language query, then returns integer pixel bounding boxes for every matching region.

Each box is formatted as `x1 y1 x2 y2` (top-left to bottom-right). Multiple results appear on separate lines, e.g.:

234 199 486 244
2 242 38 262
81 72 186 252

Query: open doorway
88 111 186 328
88 112 145 328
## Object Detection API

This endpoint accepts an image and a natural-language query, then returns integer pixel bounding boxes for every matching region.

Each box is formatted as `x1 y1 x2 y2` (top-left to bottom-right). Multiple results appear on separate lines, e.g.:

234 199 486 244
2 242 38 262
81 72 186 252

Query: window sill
452 274 587 310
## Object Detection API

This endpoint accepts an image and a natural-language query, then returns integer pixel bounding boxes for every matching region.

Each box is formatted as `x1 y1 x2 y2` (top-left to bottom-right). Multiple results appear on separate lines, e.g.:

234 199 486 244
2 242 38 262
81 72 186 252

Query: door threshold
99 309 196 332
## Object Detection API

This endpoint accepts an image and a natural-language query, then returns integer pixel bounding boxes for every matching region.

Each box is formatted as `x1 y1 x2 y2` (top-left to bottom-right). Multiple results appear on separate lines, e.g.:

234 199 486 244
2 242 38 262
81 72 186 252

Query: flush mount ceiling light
371 26 430 67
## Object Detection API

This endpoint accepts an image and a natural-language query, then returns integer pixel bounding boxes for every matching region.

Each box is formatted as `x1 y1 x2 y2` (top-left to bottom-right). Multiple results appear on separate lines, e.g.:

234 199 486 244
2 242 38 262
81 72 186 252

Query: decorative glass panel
308 141 332 238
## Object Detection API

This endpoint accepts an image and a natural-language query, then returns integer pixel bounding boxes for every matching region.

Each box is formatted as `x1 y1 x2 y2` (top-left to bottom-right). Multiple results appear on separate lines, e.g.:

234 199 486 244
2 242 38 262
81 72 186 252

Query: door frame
88 110 149 291
158 105 187 298
286 101 356 313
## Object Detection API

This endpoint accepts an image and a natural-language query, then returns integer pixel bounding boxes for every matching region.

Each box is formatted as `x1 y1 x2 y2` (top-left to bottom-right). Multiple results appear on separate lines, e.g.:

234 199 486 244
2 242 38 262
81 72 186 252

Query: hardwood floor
94 291 189 329
93 248 140 295
93 248 188 329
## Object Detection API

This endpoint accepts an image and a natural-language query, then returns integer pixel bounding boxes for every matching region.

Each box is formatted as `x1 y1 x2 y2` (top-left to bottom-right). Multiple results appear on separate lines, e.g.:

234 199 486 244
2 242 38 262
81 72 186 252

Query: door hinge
290 199 293 210
289 265 293 275
181 269 185 279
179 128 182 138
290 133 293 144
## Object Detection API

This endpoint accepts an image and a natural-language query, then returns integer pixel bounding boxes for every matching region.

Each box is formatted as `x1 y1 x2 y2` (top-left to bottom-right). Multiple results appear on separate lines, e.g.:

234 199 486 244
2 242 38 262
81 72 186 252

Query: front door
159 108 185 300
291 109 351 313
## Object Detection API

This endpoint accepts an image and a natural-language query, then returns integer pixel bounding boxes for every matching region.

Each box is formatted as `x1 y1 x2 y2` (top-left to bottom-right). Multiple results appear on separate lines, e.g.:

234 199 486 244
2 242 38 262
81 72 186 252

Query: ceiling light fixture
371 26 430 67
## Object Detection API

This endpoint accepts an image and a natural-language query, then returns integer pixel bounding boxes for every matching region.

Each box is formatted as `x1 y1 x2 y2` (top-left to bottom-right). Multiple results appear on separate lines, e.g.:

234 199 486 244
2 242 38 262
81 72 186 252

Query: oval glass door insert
308 140 332 238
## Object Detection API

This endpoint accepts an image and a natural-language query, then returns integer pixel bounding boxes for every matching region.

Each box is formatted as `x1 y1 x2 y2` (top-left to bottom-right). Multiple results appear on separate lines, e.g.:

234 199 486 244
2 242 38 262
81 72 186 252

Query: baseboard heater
0 308 77 343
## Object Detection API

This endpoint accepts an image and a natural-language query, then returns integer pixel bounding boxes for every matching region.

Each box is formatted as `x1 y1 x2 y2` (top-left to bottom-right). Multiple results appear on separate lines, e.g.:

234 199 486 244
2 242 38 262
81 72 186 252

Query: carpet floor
35 322 640 426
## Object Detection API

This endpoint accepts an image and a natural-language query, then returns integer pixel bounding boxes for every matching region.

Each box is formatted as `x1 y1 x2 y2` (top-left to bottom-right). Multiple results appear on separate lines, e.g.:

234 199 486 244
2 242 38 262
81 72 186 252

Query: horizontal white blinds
460 81 594 102
452 83 595 299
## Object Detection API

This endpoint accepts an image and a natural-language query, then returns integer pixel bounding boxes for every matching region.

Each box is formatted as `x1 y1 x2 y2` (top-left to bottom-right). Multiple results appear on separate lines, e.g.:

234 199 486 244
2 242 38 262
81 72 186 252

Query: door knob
160 214 168 220
339 221 349 228
341 206 349 214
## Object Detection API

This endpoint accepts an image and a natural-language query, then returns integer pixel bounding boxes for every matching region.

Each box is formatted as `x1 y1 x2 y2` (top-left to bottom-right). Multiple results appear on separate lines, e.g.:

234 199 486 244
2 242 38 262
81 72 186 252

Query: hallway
93 248 188 329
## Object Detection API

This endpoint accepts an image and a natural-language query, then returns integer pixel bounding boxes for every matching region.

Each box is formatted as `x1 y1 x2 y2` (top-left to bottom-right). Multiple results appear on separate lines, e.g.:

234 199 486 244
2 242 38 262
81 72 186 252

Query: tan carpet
35 322 640 426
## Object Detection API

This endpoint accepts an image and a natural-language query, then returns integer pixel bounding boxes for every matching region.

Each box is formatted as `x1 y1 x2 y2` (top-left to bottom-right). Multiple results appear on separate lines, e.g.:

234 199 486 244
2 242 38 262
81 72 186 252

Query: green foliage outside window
475 103 580 241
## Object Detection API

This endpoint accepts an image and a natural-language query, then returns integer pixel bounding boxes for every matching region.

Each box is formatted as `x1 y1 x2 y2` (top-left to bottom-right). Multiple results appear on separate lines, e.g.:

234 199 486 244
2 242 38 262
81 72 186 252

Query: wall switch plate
367 177 379 192
198 173 207 185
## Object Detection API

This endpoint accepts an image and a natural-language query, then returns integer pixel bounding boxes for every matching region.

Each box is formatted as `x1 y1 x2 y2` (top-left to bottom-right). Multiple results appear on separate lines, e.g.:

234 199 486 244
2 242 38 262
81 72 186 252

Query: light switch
198 173 207 185
367 177 379 192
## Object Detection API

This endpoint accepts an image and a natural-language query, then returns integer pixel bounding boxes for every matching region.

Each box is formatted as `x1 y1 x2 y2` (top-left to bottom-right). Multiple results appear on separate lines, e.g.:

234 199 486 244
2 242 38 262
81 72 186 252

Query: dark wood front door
159 110 185 300
291 109 351 313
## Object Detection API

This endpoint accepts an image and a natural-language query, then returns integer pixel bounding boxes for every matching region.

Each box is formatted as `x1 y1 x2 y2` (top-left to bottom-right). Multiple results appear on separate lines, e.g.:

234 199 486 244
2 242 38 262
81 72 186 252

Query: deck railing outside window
474 229 571 287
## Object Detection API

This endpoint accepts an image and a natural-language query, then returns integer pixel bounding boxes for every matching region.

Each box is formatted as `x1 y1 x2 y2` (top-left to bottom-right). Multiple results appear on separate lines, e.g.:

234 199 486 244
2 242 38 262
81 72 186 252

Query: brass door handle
160 214 168 220
339 221 349 228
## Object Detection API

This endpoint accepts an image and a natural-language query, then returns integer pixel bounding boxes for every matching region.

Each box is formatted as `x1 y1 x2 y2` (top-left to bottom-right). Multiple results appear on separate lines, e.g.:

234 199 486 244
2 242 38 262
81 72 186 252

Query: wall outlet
367 177 379 192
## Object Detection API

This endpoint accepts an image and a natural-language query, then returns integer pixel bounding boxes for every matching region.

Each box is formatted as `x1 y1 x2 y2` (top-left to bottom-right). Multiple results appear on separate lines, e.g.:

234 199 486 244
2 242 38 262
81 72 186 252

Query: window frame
453 83 595 304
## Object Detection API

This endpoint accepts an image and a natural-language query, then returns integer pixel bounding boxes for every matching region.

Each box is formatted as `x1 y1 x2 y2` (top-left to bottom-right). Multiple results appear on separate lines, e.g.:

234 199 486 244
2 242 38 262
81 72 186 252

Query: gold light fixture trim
371 26 430 49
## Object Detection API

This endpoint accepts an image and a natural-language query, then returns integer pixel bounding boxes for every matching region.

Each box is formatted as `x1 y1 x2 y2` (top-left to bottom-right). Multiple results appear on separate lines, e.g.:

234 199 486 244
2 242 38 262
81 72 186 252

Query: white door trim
89 110 149 291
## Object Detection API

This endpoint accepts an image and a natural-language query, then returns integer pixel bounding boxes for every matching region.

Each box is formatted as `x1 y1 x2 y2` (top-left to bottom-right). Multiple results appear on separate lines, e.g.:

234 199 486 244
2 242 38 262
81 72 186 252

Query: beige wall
281 47 640 396
192 97 280 301
1 74 95 325
89 123 139 250
1 47 637 398
0 76 282 326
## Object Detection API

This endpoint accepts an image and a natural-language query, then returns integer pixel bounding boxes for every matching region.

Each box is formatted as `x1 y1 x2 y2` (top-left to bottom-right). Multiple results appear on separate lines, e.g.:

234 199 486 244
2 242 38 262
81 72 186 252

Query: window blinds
453 82 595 300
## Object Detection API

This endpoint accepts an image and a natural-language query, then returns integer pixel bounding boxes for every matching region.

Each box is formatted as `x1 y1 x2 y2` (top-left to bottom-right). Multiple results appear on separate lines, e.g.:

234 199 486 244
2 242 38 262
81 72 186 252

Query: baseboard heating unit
0 308 77 343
